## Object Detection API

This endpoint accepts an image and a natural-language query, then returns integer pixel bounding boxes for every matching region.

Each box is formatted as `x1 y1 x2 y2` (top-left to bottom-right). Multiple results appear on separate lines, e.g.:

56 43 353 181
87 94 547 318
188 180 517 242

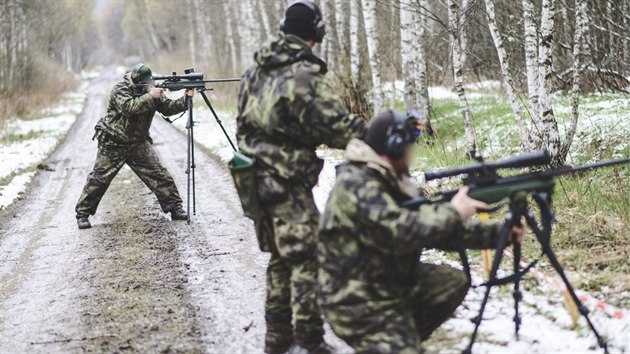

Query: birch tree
559 0 587 163
538 0 561 164
349 0 361 86
185 0 197 68
485 0 532 150
223 2 239 75
361 0 384 112
448 0 477 158
416 0 432 134
522 0 542 146
334 0 350 74
400 1 418 111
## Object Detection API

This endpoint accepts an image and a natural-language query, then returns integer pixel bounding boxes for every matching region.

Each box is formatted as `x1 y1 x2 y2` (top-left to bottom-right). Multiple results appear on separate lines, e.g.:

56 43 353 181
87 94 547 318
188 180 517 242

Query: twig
30 334 116 345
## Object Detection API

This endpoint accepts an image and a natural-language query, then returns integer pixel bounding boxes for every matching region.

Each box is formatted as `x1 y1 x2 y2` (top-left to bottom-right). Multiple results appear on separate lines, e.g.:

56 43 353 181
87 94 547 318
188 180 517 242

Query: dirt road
0 68 270 353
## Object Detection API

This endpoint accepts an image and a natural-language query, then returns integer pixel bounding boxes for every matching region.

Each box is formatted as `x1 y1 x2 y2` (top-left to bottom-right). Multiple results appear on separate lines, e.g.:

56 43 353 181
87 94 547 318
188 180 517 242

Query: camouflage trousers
75 141 183 217
332 264 469 354
256 184 324 353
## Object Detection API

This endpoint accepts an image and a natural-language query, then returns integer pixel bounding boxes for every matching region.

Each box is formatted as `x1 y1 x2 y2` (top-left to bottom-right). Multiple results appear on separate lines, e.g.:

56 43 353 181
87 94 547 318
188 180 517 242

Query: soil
0 68 272 353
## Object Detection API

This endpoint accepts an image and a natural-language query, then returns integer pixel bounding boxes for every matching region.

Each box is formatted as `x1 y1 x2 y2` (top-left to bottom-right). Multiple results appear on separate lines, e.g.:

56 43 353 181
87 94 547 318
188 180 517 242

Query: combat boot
287 342 335 354
77 216 92 229
170 206 188 221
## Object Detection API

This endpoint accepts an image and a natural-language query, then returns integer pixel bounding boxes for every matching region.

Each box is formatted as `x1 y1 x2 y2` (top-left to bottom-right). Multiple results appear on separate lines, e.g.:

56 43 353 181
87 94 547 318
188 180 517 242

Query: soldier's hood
254 33 328 74
344 138 419 198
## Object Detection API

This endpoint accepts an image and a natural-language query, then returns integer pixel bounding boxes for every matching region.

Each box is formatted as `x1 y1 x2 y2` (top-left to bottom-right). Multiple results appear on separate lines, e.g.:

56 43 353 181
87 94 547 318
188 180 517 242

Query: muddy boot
170 206 188 221
265 333 294 354
77 216 91 229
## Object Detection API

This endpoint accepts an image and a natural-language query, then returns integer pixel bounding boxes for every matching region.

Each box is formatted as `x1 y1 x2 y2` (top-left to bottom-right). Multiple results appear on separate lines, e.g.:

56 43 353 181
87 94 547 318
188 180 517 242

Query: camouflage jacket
317 139 501 337
96 74 187 146
236 33 367 189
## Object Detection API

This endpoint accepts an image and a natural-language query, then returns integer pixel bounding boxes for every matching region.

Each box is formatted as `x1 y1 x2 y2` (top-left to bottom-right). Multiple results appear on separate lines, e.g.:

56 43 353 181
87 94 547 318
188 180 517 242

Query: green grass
414 93 630 295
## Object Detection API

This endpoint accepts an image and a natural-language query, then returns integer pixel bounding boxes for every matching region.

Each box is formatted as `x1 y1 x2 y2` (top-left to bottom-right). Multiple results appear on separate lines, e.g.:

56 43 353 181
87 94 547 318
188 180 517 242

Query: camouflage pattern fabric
75 141 183 217
236 32 367 188
235 33 367 352
75 74 187 217
96 73 187 146
318 139 502 352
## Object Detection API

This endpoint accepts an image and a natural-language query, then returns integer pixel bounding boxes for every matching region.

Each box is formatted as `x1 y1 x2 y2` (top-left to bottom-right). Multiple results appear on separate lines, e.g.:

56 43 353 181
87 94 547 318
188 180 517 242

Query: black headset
384 110 414 159
279 0 326 43
130 63 146 84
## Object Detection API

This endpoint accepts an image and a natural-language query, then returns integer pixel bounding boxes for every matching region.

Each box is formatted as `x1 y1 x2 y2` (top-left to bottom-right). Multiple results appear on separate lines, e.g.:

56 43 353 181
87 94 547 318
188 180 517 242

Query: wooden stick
480 212 492 279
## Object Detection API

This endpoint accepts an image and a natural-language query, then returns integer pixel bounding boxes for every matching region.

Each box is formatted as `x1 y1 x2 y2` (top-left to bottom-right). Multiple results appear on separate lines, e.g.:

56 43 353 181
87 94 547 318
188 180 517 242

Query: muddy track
0 68 270 353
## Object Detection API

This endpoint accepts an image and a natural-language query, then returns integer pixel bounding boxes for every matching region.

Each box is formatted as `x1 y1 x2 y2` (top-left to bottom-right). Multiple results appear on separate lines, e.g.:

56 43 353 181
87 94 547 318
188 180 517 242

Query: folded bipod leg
513 239 522 339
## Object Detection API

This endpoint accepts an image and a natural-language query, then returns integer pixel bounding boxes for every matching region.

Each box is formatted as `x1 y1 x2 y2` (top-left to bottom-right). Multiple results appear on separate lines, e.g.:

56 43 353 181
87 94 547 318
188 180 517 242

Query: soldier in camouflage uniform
318 111 525 353
235 1 367 353
75 63 191 229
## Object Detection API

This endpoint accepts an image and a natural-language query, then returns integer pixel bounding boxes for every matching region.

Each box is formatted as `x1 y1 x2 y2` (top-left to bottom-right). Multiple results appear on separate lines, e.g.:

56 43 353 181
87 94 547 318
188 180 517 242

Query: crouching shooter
317 110 525 353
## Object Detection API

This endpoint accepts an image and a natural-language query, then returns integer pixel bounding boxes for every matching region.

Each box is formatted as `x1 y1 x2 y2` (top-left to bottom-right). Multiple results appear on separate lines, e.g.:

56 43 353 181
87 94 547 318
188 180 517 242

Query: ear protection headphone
279 0 326 43
385 110 417 159
130 63 146 84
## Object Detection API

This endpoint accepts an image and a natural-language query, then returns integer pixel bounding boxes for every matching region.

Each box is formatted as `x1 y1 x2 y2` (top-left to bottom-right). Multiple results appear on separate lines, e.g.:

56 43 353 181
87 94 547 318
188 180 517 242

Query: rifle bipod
463 191 608 354
183 89 237 224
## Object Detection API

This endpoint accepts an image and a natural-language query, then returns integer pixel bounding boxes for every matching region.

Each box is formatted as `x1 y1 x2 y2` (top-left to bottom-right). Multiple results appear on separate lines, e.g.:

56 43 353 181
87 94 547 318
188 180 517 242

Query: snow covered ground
0 81 89 210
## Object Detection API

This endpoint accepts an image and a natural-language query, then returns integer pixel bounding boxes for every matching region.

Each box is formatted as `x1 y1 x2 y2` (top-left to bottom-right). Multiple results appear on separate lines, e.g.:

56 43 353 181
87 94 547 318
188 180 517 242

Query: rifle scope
425 150 551 181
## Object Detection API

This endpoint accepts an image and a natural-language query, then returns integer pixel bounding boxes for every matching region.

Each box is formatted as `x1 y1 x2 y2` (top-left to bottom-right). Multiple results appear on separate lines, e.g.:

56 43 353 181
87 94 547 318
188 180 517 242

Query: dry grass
0 57 77 128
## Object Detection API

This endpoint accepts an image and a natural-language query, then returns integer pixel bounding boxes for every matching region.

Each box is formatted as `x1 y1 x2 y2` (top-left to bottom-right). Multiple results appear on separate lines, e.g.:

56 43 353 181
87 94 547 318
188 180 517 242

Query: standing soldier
235 1 367 352
75 63 191 229
317 111 525 353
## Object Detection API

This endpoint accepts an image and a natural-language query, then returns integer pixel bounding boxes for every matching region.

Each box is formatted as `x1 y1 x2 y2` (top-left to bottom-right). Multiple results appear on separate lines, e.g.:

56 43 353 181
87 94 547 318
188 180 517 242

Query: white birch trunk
223 3 239 75
400 1 417 110
416 0 431 132
238 3 257 69
334 0 350 73
185 0 197 68
192 0 211 62
560 0 587 163
349 0 361 86
257 0 271 41
361 0 384 112
538 0 561 165
522 0 542 147
449 0 476 158
460 0 469 66
624 0 630 63
485 0 531 151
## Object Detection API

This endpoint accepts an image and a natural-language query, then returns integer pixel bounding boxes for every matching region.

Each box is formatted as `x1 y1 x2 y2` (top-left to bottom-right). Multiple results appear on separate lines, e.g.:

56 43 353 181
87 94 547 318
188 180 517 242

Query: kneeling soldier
317 110 524 353
75 63 192 229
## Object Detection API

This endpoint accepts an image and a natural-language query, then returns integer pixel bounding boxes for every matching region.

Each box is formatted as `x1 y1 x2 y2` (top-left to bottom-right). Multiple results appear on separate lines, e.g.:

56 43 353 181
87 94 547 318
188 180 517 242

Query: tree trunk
522 0 542 147
334 0 350 74
223 2 239 75
538 0 561 165
134 0 160 55
559 0 587 164
361 0 384 113
485 0 531 151
448 0 477 159
349 0 361 87
185 0 197 68
193 0 211 63
257 0 271 41
416 0 432 133
460 0 469 66
400 1 417 110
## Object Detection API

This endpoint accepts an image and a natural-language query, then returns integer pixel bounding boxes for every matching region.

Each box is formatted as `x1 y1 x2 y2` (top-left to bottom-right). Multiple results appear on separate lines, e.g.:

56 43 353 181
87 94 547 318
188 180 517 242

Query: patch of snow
429 86 459 100
0 172 36 209
463 80 501 91
0 87 87 209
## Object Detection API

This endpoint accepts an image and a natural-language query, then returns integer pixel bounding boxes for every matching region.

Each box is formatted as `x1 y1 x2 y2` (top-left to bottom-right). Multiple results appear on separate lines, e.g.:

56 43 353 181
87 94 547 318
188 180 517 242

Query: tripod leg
199 90 237 152
190 106 196 216
513 240 522 339
464 218 514 354
539 240 608 351
186 96 192 224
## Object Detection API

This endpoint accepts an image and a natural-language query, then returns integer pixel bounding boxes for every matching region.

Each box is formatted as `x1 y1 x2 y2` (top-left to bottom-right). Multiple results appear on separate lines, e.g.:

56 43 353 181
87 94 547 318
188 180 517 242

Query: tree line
2 0 629 165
